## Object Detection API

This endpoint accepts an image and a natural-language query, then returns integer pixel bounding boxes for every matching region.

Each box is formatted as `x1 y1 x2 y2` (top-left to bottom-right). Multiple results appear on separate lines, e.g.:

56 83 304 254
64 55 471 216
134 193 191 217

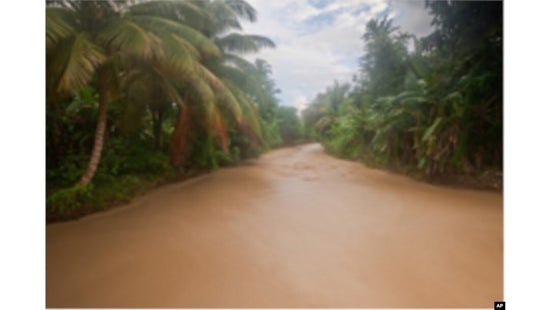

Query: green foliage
46 184 94 215
187 134 233 170
46 0 293 221
276 106 304 146
260 118 283 148
46 173 166 222
304 2 502 180
47 155 88 188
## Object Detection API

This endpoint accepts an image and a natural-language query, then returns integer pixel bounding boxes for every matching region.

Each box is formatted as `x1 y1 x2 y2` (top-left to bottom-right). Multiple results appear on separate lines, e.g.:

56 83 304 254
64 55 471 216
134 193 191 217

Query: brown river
46 143 503 308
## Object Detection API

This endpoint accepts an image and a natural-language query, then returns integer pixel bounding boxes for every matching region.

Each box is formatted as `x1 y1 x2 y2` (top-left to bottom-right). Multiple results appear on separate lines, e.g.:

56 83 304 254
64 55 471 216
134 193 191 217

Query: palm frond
130 15 221 58
53 33 107 94
129 0 212 32
222 53 257 71
223 0 257 22
150 32 202 81
223 79 262 138
46 7 78 50
215 65 250 89
98 18 164 60
216 33 275 53
213 107 229 152
197 65 243 123
198 92 229 152
206 0 243 34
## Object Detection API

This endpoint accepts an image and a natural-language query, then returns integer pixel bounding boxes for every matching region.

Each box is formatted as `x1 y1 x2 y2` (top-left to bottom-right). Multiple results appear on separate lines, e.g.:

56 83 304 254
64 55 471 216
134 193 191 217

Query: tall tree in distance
359 16 409 99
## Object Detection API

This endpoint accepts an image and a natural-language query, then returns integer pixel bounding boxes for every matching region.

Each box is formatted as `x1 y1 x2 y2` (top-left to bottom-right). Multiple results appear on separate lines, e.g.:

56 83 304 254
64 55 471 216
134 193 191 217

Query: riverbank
47 143 502 223
322 146 503 191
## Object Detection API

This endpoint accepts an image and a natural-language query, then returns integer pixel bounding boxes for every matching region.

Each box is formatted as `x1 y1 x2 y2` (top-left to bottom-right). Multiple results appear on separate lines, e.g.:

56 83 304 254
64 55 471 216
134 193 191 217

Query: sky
240 0 434 113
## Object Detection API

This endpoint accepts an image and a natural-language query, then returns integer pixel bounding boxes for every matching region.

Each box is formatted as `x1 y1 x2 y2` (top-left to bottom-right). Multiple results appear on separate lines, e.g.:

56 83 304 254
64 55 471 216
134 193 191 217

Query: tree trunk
152 103 165 150
78 68 108 186
170 97 190 167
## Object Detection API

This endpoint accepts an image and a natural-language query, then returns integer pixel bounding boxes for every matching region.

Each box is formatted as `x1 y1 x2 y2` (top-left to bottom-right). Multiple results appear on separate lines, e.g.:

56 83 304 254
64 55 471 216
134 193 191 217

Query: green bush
46 184 94 215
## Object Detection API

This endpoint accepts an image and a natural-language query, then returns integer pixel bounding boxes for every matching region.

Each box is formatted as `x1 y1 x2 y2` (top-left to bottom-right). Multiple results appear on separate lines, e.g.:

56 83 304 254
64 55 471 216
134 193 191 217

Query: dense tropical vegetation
303 1 502 187
46 0 301 221
46 0 502 221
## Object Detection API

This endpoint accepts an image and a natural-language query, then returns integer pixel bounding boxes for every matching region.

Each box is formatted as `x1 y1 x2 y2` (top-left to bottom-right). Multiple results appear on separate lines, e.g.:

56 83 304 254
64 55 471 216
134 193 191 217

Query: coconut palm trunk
153 110 163 150
151 98 166 150
79 68 108 185
170 97 191 167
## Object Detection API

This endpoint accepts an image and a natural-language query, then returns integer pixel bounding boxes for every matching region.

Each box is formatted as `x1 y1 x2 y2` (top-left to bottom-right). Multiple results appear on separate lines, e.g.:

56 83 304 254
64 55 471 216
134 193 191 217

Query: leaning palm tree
46 0 220 185
129 0 276 166
201 0 276 149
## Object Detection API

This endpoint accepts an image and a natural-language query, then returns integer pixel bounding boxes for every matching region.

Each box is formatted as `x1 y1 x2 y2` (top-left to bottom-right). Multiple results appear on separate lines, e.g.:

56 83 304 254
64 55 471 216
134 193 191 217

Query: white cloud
292 95 309 113
390 0 434 37
240 0 433 111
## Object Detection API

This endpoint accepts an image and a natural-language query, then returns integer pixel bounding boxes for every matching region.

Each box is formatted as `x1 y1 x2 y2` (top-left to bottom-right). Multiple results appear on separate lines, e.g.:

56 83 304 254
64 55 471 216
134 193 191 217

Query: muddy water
46 143 502 308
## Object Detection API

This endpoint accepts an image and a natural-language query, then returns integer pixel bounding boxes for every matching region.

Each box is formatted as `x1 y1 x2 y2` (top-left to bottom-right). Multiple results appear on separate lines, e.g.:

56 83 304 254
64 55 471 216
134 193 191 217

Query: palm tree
130 0 276 166
203 0 277 152
46 0 220 185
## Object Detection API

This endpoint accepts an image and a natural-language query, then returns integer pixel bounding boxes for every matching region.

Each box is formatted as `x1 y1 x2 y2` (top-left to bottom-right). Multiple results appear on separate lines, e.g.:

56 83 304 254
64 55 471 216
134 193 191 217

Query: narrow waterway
46 143 502 308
